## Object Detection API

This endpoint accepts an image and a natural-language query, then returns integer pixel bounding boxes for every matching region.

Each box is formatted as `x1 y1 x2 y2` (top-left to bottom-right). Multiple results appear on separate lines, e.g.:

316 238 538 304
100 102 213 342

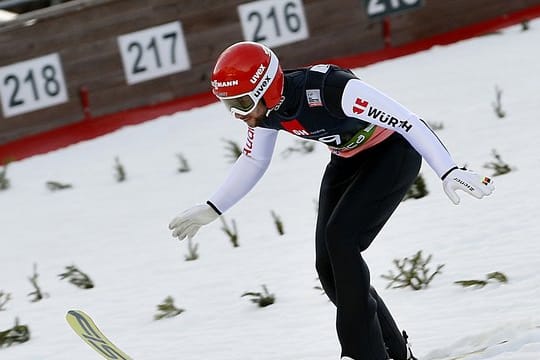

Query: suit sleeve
341 79 457 178
207 126 278 214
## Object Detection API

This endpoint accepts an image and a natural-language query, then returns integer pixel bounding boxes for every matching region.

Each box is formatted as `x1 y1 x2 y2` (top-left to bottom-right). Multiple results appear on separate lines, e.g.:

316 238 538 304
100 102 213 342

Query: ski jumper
207 65 456 360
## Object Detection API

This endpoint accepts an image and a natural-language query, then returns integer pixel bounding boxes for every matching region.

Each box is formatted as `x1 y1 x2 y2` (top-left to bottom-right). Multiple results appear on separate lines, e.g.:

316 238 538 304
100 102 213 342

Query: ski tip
65 309 132 360
66 309 85 320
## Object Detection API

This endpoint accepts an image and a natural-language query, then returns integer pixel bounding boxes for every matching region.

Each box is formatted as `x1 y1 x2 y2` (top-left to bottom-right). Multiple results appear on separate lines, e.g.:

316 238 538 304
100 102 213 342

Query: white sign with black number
0 53 68 118
238 0 309 48
117 21 191 85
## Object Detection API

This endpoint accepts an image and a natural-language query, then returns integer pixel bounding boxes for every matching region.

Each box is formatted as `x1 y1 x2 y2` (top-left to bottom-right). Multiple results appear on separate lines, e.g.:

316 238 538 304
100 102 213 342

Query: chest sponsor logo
281 119 311 136
306 89 323 107
317 124 375 150
352 97 413 132
318 134 342 146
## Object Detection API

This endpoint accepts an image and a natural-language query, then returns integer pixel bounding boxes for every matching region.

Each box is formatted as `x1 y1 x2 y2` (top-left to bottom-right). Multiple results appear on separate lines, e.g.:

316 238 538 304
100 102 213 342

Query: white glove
442 167 495 205
169 203 219 240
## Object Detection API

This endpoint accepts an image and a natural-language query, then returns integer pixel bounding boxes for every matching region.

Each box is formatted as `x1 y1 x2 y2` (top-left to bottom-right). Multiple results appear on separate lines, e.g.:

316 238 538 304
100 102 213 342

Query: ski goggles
218 93 259 116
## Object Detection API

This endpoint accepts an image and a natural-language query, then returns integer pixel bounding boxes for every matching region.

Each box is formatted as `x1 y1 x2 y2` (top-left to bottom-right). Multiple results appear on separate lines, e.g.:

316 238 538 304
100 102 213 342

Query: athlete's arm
208 126 278 213
340 79 456 178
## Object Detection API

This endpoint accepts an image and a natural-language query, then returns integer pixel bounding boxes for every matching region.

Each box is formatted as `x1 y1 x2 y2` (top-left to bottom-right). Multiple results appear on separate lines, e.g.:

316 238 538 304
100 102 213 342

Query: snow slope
1 20 539 360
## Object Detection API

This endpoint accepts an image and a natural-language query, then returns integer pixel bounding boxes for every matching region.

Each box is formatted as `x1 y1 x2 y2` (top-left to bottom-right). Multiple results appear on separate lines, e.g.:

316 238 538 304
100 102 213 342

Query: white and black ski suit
207 65 457 360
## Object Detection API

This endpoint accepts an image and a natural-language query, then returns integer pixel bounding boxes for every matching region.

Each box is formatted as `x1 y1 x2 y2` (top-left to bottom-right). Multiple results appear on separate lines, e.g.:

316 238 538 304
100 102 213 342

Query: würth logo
353 98 369 114
367 107 413 132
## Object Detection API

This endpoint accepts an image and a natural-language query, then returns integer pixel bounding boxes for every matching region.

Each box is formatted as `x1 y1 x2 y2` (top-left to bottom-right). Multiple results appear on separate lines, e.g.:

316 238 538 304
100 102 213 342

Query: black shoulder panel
323 67 358 117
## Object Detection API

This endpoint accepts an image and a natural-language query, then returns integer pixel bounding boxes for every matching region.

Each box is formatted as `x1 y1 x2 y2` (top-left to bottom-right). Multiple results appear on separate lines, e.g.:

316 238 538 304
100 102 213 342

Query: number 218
4 65 60 107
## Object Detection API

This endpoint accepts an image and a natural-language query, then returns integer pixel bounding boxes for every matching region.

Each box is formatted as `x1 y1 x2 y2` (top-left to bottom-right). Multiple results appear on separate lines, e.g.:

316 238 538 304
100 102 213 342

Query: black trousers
315 133 421 360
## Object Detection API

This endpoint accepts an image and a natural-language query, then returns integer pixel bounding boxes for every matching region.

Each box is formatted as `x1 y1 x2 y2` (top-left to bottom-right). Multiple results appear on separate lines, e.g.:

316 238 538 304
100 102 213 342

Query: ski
66 309 132 359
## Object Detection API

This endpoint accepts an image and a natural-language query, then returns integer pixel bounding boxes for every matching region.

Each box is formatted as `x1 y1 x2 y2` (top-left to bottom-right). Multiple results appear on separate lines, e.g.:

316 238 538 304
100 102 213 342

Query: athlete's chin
245 119 261 128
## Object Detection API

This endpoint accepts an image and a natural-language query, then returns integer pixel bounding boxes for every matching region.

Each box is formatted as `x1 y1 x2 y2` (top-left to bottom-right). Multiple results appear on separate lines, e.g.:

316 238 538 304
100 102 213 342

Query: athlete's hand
442 167 495 205
169 204 219 240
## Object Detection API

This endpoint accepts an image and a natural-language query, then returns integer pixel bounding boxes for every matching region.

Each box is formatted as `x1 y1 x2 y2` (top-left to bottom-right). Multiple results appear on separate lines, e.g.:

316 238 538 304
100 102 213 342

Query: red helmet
211 41 284 116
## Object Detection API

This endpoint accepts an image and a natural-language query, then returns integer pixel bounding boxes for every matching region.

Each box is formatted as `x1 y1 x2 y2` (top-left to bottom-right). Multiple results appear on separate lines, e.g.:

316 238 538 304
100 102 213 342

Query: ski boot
402 330 418 360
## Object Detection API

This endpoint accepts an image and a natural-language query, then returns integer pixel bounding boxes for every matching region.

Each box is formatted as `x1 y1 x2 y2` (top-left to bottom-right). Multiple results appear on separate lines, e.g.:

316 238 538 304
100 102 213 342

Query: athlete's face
234 101 267 128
